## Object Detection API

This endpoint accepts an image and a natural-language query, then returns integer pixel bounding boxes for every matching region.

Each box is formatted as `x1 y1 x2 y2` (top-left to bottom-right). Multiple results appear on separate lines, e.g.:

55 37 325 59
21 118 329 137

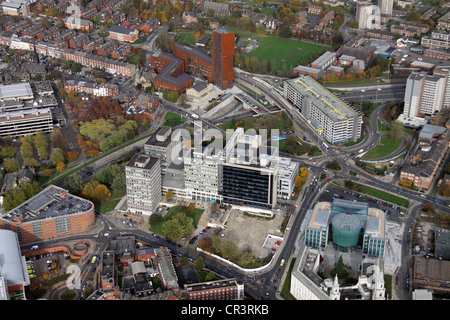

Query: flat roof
0 83 33 100
126 154 159 170
286 76 360 122
311 51 337 67
2 185 93 223
308 202 331 229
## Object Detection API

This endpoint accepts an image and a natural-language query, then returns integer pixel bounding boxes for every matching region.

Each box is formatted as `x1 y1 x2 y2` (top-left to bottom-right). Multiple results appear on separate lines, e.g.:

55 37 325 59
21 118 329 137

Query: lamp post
360 89 365 109
376 88 382 102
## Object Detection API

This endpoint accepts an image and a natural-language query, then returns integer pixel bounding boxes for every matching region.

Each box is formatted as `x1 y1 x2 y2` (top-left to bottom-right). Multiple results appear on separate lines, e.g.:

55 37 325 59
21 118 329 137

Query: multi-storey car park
283 76 363 144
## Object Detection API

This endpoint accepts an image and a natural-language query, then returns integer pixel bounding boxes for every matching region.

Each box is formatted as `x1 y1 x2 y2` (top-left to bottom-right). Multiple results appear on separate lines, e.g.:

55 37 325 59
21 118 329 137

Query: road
23 60 449 300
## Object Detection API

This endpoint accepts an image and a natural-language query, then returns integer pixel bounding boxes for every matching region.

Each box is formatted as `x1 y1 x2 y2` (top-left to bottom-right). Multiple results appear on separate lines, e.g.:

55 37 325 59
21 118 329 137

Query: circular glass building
331 213 362 247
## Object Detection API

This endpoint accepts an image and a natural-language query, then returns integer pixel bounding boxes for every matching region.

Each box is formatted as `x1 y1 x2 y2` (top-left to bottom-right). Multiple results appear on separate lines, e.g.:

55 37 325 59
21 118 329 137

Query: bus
280 259 285 267
322 142 329 150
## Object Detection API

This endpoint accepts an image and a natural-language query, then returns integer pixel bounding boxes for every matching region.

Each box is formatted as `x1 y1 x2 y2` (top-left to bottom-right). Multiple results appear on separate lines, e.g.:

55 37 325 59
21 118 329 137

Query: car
30 245 39 250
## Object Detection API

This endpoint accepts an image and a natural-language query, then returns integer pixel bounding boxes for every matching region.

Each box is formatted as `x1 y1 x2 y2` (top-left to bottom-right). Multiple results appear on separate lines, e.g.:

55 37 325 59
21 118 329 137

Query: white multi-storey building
125 154 162 215
356 1 380 30
379 0 393 16
0 108 53 138
144 126 181 172
399 69 450 127
184 146 223 203
277 157 300 199
283 76 363 144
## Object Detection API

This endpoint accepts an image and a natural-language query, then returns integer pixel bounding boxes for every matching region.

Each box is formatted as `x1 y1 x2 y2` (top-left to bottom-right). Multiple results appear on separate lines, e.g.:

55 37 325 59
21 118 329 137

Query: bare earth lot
221 209 285 258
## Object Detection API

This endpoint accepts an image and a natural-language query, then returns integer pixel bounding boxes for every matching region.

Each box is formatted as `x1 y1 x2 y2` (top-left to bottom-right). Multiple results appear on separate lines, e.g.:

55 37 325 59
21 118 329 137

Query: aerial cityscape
0 0 449 306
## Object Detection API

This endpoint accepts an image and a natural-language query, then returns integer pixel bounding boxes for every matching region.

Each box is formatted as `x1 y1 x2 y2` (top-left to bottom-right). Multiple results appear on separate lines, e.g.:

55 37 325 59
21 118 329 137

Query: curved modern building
0 185 95 244
305 199 386 257
331 213 362 247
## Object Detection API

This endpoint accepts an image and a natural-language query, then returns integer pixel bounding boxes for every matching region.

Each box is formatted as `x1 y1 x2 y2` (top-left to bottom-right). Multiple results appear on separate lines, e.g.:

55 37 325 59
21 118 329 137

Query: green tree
195 256 205 271
111 172 126 193
64 174 84 194
21 181 40 199
210 234 222 255
204 271 216 282
162 212 195 239
3 158 19 173
97 164 123 186
221 240 238 260
50 147 65 165
3 189 26 211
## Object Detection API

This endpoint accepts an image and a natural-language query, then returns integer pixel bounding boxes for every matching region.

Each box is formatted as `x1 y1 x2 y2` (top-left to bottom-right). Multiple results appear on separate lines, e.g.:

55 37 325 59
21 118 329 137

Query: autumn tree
50 128 66 150
56 162 65 171
3 158 19 173
42 169 54 178
50 148 65 166
166 190 174 200
66 150 79 162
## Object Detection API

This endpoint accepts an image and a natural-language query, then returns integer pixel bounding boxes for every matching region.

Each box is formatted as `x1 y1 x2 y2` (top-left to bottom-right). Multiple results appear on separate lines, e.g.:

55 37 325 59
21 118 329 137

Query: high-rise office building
212 28 235 90
184 146 223 203
126 154 162 215
144 126 181 172
222 128 278 214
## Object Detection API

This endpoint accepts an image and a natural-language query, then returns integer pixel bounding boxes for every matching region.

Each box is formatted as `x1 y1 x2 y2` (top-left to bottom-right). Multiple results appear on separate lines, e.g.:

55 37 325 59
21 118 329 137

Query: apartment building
421 30 450 50
173 42 213 83
125 154 162 215
399 69 450 126
283 76 363 144
0 185 95 244
151 50 195 93
379 0 393 16
64 79 119 97
357 2 380 30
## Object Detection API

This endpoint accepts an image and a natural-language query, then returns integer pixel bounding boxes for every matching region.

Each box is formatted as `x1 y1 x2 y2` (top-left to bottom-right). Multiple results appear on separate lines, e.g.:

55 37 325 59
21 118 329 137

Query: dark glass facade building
222 164 277 209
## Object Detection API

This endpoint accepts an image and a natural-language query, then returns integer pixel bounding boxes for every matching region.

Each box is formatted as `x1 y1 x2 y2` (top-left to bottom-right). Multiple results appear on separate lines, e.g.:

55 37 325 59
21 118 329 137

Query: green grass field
164 111 186 127
362 135 402 159
230 28 330 70
176 31 196 45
